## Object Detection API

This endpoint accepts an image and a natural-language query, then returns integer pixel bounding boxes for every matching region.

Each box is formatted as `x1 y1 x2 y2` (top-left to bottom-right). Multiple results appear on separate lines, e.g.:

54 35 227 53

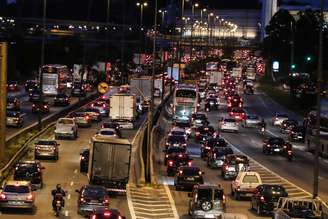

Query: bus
305 110 328 158
173 84 199 120
42 64 71 96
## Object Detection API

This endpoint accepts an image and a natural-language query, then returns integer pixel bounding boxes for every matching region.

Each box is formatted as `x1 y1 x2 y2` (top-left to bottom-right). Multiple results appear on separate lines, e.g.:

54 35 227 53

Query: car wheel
234 191 240 200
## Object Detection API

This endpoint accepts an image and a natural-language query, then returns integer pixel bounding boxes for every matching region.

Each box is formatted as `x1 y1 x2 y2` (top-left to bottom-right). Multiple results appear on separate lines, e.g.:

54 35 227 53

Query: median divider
0 92 99 183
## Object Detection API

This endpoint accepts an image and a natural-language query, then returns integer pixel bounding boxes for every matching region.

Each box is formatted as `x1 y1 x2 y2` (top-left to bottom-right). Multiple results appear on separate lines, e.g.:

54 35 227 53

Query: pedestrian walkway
127 184 179 219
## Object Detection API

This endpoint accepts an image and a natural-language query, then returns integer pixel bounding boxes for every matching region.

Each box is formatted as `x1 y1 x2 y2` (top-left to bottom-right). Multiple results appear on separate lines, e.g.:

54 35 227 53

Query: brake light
288 150 292 155
103 104 106 108
178 154 183 158
80 156 85 160
85 115 90 120
260 196 265 202
0 193 6 200
168 161 173 166
179 170 183 174
44 105 48 108
165 154 168 158
91 215 97 219
80 197 86 203
239 103 242 107
104 211 111 217
91 103 94 107
196 132 200 136
103 198 109 204
198 171 203 175
32 104 35 107
26 194 33 201
224 165 229 171
188 161 192 166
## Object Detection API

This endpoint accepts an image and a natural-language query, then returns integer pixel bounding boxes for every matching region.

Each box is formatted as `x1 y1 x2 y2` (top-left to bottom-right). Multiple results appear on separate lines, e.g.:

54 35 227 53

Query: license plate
186 177 194 181
274 148 280 152
9 201 22 205
90 200 99 203
297 136 303 139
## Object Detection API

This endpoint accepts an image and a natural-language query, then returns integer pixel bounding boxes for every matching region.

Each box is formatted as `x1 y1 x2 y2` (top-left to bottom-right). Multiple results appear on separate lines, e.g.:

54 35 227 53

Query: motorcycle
260 127 265 135
53 193 64 217
287 150 293 161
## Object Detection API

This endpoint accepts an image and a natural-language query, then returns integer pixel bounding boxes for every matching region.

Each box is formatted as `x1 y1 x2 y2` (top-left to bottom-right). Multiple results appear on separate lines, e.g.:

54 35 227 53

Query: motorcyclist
259 119 266 133
51 184 66 211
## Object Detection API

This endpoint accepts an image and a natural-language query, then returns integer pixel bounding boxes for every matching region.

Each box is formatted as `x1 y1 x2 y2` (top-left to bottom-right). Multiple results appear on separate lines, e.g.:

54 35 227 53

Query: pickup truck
55 118 78 139
231 171 262 200
272 197 328 219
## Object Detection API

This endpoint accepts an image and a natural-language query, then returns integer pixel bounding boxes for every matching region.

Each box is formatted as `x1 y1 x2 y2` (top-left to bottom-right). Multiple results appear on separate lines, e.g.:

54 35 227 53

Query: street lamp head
209 13 214 16
143 2 148 6
159 9 162 13
136 2 140 6
194 3 199 7
202 8 207 12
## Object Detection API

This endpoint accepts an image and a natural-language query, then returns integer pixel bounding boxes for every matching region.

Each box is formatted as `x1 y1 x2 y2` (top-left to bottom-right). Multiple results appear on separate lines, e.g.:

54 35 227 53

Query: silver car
34 139 59 160
242 114 261 128
272 113 288 126
0 181 35 210
6 111 24 127
219 118 239 132
188 185 226 219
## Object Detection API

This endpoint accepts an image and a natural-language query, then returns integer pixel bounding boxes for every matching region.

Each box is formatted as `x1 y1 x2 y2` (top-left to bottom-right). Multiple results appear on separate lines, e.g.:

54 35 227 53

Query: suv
0 181 35 210
55 118 78 139
6 111 24 128
13 161 44 189
231 172 262 200
166 153 192 176
201 137 227 159
251 184 288 215
34 139 59 160
221 154 249 179
76 185 110 217
188 184 226 219
174 166 204 191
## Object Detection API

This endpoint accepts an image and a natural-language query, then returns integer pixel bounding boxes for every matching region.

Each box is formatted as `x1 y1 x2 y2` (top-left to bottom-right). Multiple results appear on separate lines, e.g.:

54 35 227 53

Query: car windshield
181 168 199 176
56 94 67 98
228 156 248 164
175 122 190 128
208 139 226 147
242 175 259 183
168 135 186 143
277 114 288 118
100 130 115 136
15 164 37 174
198 189 224 200
176 90 196 98
214 148 233 157
102 123 117 129
4 185 30 193
58 119 73 125
171 131 185 136
7 112 19 117
269 138 285 145
232 109 244 113
167 147 186 154
37 140 55 145
82 187 106 198
86 108 100 113
224 118 236 123
263 185 286 195
195 114 206 119
248 115 259 120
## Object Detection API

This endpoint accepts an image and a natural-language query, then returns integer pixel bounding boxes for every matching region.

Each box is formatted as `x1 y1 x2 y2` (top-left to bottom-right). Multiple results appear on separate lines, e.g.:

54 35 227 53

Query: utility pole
105 0 111 63
146 0 158 183
313 0 324 199
290 20 295 73
0 42 7 161
38 0 47 130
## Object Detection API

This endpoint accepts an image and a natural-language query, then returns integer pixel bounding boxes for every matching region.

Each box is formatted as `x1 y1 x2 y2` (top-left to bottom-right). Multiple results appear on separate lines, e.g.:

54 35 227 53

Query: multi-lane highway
152 83 328 219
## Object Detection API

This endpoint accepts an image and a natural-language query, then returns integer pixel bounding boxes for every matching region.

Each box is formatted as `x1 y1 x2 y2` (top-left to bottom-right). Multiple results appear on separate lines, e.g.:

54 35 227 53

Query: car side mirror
188 193 192 197
75 189 80 193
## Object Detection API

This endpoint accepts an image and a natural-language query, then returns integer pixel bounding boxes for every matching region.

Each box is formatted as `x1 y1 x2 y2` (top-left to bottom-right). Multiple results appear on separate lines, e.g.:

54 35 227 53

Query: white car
231 171 262 200
95 128 118 138
55 118 78 139
272 113 289 126
219 118 239 132
168 127 187 140
242 114 261 128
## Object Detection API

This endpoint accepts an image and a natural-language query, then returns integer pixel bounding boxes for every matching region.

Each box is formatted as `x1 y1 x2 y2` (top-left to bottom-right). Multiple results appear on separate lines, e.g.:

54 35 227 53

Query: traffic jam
158 57 317 218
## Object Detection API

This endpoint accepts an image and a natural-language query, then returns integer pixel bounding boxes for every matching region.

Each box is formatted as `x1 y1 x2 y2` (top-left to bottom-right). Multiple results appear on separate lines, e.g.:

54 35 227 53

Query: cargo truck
88 136 131 193
130 77 152 109
109 93 137 129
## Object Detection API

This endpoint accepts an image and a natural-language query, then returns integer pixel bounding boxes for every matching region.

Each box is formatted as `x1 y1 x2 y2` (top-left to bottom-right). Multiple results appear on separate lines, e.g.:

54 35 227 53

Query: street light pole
136 2 148 65
146 0 158 184
105 0 111 63
38 0 47 130
190 3 199 60
313 0 325 199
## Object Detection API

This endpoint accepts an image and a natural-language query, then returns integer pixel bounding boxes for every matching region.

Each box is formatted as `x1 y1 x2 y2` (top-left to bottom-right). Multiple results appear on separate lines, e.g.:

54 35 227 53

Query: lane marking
163 184 179 219
74 169 78 174
126 184 137 219
67 194 71 200
65 210 69 216
70 181 74 186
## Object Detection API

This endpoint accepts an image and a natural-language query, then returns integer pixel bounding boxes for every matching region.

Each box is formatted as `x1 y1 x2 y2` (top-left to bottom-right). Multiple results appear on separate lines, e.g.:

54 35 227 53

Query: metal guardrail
0 92 99 184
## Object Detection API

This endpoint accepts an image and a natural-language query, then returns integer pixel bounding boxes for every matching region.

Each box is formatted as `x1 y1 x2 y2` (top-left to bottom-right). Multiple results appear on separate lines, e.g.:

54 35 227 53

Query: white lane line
67 194 71 200
70 181 74 186
64 210 69 216
222 137 313 198
163 185 179 219
126 184 137 219
74 169 78 174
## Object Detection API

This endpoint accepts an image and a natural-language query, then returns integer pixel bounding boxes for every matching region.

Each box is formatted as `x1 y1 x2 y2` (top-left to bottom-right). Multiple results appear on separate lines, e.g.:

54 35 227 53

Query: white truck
154 77 163 97
246 67 256 81
88 136 131 193
109 93 137 129
130 77 152 108
232 67 242 79
54 118 78 139
208 71 223 86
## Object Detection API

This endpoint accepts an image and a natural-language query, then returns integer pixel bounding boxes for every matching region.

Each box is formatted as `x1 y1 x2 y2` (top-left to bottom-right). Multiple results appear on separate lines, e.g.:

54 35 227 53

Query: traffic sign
97 82 109 94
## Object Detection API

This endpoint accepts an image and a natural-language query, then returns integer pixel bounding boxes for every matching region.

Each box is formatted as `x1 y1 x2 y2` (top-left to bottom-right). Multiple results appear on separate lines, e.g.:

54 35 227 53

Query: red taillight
178 154 183 158
0 193 6 200
32 104 35 107
80 197 86 203
104 211 111 217
260 196 265 202
91 103 94 107
26 194 33 201
91 214 97 219
199 171 203 175
224 165 229 171
196 132 200 136
288 150 292 155
165 154 168 158
103 198 109 204
103 104 106 108
44 105 48 108
179 170 183 175
188 161 192 166
168 161 173 166
80 156 85 160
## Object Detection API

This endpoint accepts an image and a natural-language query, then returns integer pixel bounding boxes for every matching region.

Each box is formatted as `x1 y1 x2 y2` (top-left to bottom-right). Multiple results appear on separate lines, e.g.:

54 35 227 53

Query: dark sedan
54 93 70 106
288 125 305 142
262 137 286 154
13 160 44 189
76 185 110 217
89 208 126 219
166 153 192 176
174 166 204 191
200 137 227 159
251 184 288 215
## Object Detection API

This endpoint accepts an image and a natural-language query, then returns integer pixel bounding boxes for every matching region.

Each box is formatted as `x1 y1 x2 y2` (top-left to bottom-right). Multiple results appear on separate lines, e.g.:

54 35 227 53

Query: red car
229 108 245 121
